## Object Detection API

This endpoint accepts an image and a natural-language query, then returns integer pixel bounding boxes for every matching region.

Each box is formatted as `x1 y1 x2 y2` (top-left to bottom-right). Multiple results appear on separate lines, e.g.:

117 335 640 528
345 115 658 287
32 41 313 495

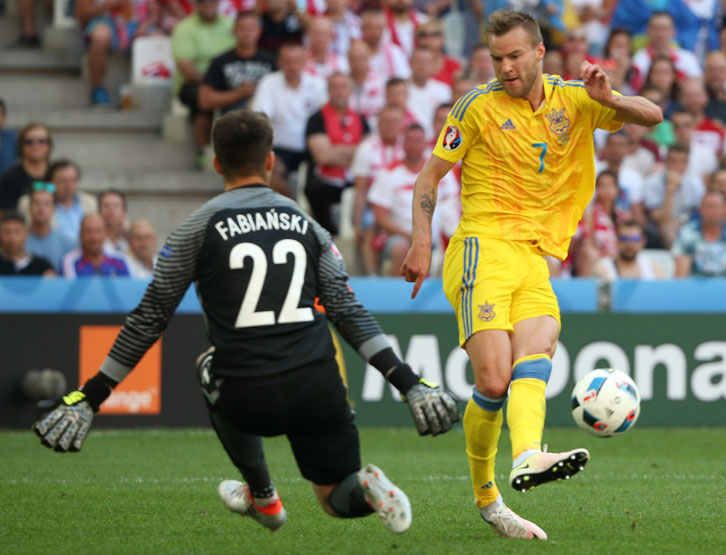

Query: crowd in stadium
0 0 725 279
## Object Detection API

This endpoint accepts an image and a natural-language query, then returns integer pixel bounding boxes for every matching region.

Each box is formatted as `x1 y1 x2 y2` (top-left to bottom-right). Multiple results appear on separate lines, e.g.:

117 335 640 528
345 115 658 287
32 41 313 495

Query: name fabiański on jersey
214 208 309 241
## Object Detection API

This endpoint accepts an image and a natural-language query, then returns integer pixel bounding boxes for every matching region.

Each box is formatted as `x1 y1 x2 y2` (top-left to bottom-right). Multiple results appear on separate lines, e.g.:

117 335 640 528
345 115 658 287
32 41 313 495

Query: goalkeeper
34 109 458 535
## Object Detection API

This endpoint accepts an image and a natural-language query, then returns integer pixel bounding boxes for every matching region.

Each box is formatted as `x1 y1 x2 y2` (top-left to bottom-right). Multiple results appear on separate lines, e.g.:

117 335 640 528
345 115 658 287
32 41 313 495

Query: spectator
303 16 349 79
62 213 130 277
74 0 141 107
25 183 76 271
382 0 426 58
305 73 369 234
451 73 476 103
368 123 435 275
414 18 460 88
673 191 726 277
351 105 405 274
49 159 97 243
644 143 705 249
640 86 675 149
631 11 702 92
134 0 190 37
0 123 52 213
251 42 327 197
542 50 564 78
258 0 303 51
703 50 726 126
602 27 636 95
0 100 17 175
125 219 157 278
679 77 725 161
172 0 235 166
199 11 277 116
360 10 411 80
98 189 129 254
640 55 680 119
569 0 611 55
561 27 594 81
596 131 646 225
467 43 495 85
594 220 663 281
383 77 418 129
621 122 660 179
348 40 386 123
0 212 54 276
13 0 52 48
709 168 726 196
669 110 718 183
574 169 626 277
325 0 361 57
406 47 451 139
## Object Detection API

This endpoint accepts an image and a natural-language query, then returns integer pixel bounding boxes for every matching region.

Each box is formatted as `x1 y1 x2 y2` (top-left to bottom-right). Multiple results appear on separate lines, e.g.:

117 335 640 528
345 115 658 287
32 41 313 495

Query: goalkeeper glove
33 372 115 453
403 378 460 436
33 391 94 452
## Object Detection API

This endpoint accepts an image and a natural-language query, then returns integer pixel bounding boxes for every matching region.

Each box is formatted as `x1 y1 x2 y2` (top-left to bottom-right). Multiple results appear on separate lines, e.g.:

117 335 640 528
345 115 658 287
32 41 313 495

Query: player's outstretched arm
580 60 663 127
401 154 455 298
33 372 117 452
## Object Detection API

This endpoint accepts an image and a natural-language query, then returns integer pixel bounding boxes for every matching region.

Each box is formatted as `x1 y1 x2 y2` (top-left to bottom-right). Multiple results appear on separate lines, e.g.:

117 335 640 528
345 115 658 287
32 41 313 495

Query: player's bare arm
400 154 455 298
580 61 663 127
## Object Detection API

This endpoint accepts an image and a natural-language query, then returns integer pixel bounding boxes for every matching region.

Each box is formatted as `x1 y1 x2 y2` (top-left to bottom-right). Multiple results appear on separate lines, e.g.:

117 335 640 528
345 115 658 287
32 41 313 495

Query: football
571 368 641 437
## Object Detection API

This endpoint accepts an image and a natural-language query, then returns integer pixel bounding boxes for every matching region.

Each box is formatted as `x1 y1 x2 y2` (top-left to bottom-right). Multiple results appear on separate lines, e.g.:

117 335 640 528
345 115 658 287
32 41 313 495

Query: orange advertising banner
79 325 161 414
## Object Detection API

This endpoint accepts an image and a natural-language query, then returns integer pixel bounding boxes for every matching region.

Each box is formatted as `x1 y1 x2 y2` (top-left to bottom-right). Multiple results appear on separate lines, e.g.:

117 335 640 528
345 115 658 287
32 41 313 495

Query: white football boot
481 504 547 540
510 448 590 492
218 480 287 532
357 464 412 534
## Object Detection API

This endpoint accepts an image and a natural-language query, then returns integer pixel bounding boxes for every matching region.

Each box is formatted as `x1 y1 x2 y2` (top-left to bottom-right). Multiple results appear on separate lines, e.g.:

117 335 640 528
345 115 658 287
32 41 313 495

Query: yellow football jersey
433 74 623 260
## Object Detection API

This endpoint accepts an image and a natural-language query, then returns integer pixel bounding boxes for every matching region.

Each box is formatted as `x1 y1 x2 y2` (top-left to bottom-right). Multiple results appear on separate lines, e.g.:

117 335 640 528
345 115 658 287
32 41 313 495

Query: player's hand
581 61 614 105
403 379 459 436
400 243 431 299
33 391 95 452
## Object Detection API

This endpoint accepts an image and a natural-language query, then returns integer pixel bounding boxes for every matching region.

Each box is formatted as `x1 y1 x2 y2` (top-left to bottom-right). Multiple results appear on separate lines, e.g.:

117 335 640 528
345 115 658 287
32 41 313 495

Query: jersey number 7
531 142 548 173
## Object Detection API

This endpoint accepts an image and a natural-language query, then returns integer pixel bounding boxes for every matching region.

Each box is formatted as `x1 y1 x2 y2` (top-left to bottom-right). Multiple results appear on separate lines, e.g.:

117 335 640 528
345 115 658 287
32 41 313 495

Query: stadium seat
640 249 676 279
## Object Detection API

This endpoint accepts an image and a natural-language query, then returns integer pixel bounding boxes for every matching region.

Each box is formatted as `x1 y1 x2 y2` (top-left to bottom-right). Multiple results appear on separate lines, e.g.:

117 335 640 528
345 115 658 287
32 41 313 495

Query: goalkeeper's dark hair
486 10 543 47
212 109 273 181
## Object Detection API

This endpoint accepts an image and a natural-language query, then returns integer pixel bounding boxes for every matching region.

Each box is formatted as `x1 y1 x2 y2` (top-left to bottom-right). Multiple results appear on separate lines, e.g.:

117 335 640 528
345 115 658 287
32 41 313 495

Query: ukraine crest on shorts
545 107 570 135
478 302 496 322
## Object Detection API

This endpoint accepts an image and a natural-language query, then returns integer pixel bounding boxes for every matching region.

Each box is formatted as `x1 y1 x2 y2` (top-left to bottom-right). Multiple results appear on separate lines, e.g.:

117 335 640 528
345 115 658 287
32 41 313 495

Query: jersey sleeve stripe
452 88 481 119
457 91 484 121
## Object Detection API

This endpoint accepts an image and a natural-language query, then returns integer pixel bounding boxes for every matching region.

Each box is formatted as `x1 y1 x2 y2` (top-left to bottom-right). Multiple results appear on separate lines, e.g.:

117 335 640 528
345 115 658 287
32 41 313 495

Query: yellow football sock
464 395 505 508
507 354 551 461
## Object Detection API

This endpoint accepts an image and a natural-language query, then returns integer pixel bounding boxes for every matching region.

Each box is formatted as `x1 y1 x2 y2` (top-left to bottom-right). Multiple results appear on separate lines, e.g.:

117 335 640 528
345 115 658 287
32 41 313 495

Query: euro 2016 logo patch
478 302 496 322
442 125 462 151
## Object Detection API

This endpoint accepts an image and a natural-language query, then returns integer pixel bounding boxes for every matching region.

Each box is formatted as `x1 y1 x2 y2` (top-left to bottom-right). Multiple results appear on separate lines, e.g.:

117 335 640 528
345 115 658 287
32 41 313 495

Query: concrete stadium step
52 134 198 171
81 170 223 240
0 16 20 49
0 74 89 110
0 48 81 74
126 193 219 241
6 109 165 132
81 169 222 195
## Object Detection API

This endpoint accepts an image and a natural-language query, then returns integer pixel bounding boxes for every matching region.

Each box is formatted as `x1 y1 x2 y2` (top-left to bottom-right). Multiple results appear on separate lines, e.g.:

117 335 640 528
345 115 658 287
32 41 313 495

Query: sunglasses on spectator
24 137 50 145
417 31 442 38
32 181 56 193
619 233 642 243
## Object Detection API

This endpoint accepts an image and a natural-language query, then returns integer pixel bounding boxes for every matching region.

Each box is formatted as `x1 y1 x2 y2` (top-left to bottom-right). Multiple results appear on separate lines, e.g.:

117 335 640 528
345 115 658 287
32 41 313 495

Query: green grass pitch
1 427 724 554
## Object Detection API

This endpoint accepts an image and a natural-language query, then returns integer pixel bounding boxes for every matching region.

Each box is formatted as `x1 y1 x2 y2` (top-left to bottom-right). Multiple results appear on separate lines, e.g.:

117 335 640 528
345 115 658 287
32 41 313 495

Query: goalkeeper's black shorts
208 357 360 485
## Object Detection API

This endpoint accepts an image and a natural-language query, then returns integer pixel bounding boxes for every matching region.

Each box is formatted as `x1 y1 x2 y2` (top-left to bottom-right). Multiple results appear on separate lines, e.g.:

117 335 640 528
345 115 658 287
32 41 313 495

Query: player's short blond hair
486 10 543 47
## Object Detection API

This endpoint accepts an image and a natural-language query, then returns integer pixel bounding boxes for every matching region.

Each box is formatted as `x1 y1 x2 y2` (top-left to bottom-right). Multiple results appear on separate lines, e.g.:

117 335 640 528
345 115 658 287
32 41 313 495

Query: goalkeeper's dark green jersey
99 184 392 381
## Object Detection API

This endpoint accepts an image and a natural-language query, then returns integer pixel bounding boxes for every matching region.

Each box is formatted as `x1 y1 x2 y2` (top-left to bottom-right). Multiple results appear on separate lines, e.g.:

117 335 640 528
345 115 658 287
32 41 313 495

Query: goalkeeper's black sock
329 472 374 518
